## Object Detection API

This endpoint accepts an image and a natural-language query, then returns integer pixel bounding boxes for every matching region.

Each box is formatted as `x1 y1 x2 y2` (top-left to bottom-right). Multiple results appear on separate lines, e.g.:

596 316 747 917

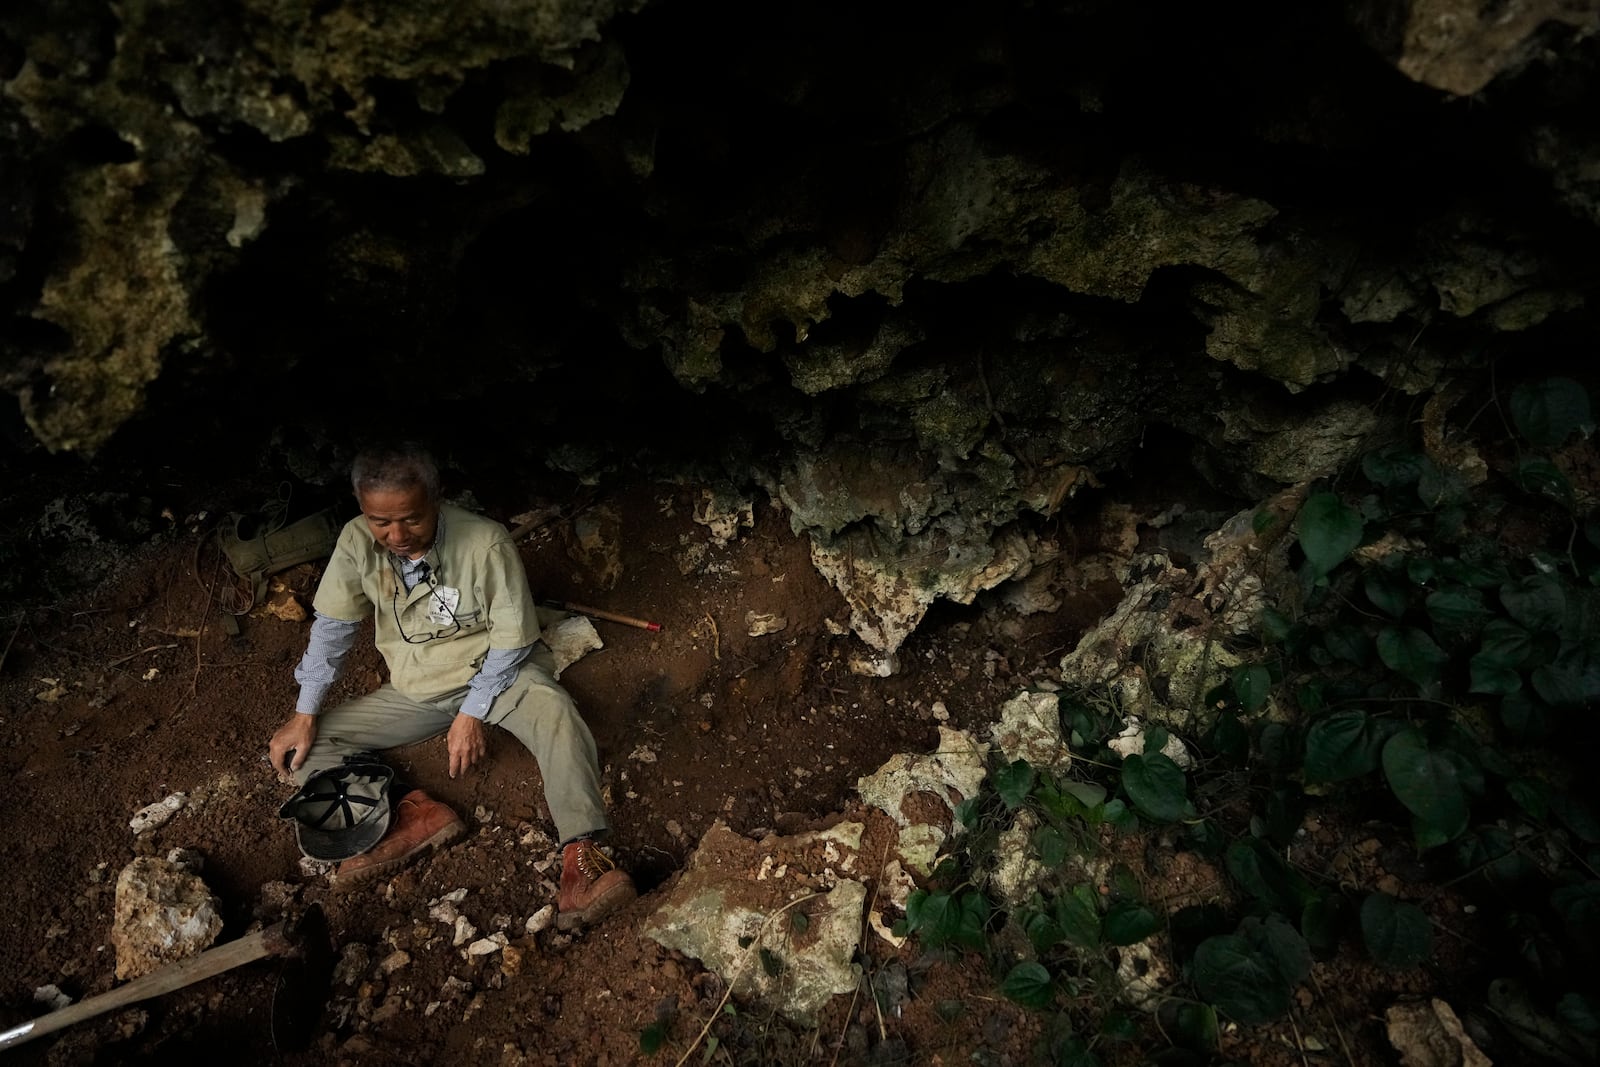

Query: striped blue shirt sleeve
458 644 534 719
292 612 362 715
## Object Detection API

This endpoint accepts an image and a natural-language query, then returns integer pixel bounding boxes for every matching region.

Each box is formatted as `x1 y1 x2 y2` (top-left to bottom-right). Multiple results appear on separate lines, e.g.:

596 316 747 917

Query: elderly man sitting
269 443 633 929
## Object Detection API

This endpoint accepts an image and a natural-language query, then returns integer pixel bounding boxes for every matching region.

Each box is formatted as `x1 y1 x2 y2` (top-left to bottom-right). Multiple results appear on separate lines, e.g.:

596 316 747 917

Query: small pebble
376 950 410 977
34 985 73 1011
129 793 186 835
165 848 204 872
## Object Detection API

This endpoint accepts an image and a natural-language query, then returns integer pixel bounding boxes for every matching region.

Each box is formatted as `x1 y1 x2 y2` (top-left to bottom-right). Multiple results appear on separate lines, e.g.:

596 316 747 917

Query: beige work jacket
312 503 540 703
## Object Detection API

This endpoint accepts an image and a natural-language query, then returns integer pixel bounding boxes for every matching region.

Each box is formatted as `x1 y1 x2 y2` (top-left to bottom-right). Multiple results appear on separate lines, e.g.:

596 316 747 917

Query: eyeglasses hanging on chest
391 559 461 644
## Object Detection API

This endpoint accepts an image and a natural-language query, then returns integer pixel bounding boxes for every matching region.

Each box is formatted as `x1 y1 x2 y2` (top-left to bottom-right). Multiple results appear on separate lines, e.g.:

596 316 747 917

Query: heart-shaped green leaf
999 961 1054 1009
1382 728 1468 843
1103 900 1161 946
1192 935 1292 1024
1500 575 1566 632
1304 709 1381 782
1121 752 1191 823
1298 493 1363 579
1377 626 1448 690
994 759 1035 811
1360 892 1432 968
1510 377 1592 446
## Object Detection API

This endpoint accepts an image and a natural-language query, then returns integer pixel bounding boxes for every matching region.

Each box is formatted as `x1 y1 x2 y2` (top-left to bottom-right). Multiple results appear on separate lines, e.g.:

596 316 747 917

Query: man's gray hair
350 443 441 501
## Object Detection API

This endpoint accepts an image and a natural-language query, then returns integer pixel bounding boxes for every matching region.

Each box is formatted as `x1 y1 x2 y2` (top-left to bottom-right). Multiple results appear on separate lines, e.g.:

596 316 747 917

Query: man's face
358 484 440 560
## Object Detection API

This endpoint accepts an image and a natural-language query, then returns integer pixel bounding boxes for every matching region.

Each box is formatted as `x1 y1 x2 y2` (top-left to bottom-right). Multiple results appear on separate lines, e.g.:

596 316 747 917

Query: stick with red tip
547 600 662 632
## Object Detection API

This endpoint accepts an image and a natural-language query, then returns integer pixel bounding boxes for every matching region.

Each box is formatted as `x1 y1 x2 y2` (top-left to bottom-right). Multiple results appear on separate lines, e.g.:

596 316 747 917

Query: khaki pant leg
485 662 609 843
294 684 456 785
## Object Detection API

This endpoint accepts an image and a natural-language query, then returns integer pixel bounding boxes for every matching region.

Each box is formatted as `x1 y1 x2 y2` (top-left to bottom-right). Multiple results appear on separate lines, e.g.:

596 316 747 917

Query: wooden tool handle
550 600 662 632
0 923 289 1051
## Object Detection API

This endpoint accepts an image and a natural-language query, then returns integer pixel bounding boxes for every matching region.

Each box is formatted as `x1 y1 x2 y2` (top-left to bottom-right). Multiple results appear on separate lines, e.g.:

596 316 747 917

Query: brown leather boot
556 838 636 930
331 789 464 891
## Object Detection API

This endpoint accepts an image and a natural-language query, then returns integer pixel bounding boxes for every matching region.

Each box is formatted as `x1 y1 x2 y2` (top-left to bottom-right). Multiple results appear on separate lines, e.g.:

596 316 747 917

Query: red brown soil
0 476 1117 1065
0 472 1468 1066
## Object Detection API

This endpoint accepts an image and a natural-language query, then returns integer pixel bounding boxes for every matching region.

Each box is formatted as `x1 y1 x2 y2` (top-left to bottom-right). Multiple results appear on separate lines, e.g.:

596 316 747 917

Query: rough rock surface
1349 0 1600 96
110 856 224 981
1385 998 1493 1067
1059 485 1307 729
641 819 868 1024
3 0 1598 664
856 726 990 876
989 690 1072 773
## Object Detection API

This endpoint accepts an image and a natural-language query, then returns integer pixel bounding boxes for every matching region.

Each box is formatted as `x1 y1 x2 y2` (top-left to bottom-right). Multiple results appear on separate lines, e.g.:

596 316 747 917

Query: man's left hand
447 713 488 779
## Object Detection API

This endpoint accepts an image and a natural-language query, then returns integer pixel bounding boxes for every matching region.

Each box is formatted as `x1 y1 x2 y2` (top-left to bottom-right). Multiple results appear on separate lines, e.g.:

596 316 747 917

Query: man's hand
269 713 318 778
448 713 488 779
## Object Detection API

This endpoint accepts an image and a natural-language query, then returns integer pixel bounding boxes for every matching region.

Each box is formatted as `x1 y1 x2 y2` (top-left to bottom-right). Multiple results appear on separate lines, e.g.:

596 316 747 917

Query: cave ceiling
2 0 1598 653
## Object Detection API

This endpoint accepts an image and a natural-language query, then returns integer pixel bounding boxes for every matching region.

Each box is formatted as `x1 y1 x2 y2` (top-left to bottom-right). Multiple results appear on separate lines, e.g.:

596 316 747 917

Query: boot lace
575 841 615 881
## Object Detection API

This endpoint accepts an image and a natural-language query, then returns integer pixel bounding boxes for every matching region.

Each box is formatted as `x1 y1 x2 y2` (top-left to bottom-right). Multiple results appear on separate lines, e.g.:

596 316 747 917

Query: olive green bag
215 494 341 613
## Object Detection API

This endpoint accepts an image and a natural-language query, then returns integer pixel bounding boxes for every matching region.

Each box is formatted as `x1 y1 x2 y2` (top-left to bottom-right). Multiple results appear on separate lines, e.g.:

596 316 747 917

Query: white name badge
428 586 461 626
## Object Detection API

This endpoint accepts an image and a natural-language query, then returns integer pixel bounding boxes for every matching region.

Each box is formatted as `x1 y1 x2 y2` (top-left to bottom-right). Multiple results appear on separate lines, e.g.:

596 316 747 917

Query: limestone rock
642 820 867 1024
639 128 1292 373
989 811 1050 907
164 848 205 873
745 611 787 637
693 489 754 546
1117 939 1171 1011
1217 397 1379 485
299 856 335 879
773 429 1092 660
566 506 623 590
129 793 186 836
990 690 1072 773
848 650 899 677
1058 555 1238 728
18 153 206 453
1190 244 1352 389
465 935 505 957
777 445 950 542
866 860 917 948
782 313 923 395
1529 122 1600 227
545 615 604 679
1194 486 1308 635
332 943 370 987
34 984 73 1011
326 125 485 178
1001 565 1064 616
496 40 631 153
1348 0 1600 96
857 726 989 876
809 524 1043 658
108 0 642 144
261 581 308 623
376 950 411 977
1107 717 1195 770
111 856 224 980
857 726 989 829
1385 998 1492 1067
1062 488 1306 730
